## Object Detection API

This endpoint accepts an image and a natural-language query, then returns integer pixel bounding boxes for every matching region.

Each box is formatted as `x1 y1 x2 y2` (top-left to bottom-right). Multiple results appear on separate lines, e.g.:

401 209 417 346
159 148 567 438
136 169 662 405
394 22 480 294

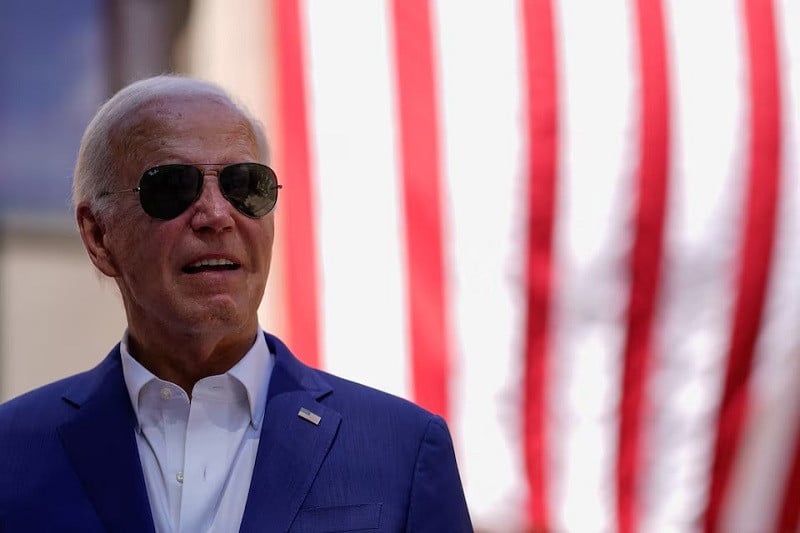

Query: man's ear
76 203 120 278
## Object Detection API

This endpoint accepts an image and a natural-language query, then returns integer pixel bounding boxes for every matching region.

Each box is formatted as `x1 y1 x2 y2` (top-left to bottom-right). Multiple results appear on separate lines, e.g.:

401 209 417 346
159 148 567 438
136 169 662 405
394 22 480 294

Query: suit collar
58 347 156 533
263 333 333 401
59 333 333 406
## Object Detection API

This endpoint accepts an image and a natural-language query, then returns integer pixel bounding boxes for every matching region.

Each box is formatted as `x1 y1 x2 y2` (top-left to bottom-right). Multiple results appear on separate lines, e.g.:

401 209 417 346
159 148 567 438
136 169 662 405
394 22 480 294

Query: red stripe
703 0 782 530
616 1 671 532
520 0 559 528
390 0 451 417
272 0 321 368
777 424 800 531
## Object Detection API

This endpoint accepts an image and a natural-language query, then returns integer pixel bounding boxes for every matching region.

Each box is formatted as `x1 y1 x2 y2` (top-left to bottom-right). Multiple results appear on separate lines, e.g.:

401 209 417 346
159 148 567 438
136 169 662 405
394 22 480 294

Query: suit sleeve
406 416 473 532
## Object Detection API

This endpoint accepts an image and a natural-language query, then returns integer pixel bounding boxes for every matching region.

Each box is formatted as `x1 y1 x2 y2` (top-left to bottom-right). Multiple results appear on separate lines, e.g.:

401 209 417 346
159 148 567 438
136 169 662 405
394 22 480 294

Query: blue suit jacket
0 333 472 532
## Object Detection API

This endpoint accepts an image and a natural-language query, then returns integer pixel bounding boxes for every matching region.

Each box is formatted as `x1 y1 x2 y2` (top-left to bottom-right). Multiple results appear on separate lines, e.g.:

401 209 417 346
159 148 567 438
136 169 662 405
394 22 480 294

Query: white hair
72 75 268 218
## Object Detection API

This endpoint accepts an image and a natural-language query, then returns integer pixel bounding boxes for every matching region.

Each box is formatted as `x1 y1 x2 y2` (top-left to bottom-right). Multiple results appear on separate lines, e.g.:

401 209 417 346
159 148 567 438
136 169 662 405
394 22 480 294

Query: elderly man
0 76 471 532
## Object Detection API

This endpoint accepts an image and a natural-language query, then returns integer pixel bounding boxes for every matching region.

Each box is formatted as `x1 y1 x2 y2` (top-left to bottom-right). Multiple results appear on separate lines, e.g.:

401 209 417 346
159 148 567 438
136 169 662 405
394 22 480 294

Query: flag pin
298 407 322 426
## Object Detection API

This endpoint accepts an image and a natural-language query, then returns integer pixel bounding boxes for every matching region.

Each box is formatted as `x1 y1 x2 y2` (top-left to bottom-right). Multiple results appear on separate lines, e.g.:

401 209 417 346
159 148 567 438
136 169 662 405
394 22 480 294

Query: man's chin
201 299 244 322
174 296 244 329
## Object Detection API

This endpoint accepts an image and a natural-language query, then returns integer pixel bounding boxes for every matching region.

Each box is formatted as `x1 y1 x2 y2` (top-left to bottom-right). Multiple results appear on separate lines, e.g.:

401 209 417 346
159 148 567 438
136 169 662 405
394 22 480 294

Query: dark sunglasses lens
219 163 279 217
139 165 203 219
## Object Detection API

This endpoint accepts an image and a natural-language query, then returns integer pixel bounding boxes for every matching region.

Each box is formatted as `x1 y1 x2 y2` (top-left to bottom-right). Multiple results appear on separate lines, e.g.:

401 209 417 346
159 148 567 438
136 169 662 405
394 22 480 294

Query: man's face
97 96 274 339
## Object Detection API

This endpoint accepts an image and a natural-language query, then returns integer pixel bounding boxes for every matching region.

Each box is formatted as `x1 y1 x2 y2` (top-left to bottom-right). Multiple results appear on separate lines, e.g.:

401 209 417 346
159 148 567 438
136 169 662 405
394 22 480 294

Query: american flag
258 0 800 530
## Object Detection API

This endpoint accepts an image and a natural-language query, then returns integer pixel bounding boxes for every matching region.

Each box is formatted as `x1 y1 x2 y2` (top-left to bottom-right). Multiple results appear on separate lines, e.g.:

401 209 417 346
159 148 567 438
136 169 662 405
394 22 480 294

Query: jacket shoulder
319 369 436 420
0 350 118 432
266 332 438 425
0 372 87 431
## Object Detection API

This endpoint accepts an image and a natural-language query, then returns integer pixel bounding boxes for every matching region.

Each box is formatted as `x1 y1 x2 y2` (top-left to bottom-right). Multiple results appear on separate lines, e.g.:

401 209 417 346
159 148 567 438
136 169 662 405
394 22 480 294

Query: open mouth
182 258 241 274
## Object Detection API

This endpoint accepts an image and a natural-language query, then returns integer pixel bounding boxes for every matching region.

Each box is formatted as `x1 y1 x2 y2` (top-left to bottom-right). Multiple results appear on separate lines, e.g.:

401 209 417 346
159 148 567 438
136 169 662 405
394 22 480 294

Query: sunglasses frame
102 162 282 220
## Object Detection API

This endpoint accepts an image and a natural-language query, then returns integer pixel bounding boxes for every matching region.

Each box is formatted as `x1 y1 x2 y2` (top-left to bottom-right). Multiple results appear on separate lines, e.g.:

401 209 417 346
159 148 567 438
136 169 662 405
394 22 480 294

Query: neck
126 324 258 395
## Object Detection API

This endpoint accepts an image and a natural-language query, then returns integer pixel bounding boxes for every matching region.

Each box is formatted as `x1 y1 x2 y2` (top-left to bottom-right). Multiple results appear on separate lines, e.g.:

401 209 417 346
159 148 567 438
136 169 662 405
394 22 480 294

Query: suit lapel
57 349 155 533
239 336 341 532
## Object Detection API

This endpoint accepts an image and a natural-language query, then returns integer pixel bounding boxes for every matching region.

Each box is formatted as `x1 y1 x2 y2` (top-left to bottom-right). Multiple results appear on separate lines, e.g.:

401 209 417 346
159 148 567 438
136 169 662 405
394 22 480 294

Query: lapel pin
298 407 322 426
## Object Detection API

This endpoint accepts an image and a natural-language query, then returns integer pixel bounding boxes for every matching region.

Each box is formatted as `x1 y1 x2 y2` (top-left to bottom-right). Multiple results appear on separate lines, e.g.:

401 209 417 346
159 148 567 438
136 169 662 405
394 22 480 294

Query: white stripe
303 0 410 398
721 1 800 530
642 2 748 531
549 0 637 529
432 0 528 529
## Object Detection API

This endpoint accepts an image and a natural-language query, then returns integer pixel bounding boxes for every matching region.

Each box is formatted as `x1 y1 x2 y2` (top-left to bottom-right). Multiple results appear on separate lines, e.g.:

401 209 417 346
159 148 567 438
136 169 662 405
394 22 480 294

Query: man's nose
189 174 235 232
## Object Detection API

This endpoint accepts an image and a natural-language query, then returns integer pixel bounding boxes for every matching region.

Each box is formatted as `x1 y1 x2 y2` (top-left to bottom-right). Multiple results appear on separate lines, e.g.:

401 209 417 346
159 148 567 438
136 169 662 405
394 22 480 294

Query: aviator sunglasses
103 163 282 220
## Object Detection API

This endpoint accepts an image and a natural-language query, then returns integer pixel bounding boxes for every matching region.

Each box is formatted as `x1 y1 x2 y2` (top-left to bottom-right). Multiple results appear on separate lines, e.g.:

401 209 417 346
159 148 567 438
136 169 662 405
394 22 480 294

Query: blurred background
1 1 799 531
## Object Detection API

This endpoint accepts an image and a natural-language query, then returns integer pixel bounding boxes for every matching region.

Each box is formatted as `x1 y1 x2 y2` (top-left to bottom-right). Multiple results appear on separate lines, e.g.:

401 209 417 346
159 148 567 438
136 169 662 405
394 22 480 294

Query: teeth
189 258 236 268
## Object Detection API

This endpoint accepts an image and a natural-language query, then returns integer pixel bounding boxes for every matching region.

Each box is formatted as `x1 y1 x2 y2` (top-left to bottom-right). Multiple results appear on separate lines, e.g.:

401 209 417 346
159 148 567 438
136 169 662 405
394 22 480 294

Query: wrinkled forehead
112 94 261 165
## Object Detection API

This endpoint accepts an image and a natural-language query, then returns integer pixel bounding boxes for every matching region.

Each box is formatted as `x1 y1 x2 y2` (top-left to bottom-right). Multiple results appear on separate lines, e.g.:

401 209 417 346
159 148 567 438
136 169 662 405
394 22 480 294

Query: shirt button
160 387 172 400
176 471 184 484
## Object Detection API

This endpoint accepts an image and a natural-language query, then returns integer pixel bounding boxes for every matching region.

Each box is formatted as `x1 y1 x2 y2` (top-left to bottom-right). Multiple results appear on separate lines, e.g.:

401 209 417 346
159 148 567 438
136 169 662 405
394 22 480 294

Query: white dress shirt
120 328 274 533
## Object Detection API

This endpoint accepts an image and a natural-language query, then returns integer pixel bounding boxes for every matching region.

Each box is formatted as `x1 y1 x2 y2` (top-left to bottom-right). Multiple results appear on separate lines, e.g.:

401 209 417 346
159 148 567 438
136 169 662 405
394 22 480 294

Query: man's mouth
182 258 240 274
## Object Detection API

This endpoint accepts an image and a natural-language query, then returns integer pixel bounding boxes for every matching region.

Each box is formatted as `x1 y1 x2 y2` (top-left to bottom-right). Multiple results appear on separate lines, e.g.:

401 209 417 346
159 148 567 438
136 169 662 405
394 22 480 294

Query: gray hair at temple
72 75 269 218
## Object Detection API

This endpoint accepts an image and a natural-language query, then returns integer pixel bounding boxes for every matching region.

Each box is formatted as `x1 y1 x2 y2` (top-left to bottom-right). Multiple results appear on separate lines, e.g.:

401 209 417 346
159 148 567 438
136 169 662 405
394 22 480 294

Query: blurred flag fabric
264 0 800 531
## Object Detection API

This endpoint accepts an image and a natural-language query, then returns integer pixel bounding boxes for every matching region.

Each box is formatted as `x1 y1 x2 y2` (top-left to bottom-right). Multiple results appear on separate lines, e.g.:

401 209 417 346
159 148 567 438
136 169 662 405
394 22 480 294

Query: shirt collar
120 327 274 430
226 328 273 430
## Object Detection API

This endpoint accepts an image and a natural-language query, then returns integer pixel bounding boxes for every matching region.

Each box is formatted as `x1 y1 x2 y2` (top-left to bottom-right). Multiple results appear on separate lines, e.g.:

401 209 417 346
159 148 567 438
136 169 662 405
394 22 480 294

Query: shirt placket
178 376 249 533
